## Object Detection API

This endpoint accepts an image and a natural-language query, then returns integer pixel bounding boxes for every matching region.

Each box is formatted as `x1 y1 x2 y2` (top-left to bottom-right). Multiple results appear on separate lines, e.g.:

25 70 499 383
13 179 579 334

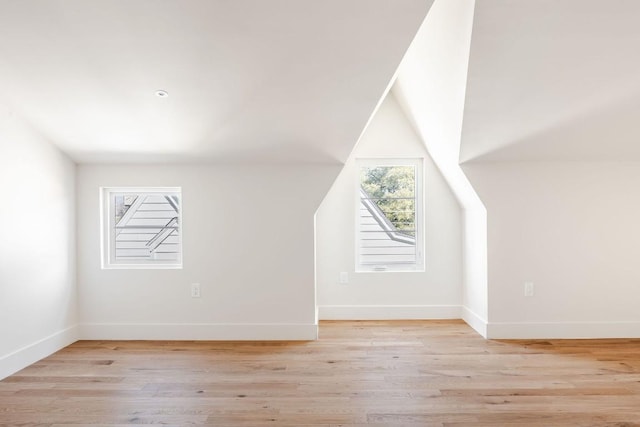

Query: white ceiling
0 0 430 164
461 0 640 163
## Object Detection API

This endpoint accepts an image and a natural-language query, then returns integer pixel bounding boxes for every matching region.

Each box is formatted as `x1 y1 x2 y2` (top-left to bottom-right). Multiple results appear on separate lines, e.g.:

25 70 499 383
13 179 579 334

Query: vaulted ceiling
461 0 640 163
0 0 431 164
5 1 636 166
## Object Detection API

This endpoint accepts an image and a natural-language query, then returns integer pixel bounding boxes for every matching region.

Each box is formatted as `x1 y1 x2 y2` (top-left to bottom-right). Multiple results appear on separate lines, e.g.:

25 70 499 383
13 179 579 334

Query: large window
101 187 182 269
356 159 423 272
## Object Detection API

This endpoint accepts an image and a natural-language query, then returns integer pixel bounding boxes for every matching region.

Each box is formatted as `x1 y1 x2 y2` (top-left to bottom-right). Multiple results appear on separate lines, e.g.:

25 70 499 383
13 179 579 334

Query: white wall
0 104 77 380
316 93 462 319
76 163 340 340
464 161 640 338
392 0 487 334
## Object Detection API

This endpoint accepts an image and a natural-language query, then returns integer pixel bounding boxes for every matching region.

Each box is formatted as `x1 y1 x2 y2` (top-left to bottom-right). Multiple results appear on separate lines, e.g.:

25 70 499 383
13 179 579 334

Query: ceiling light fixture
155 90 169 98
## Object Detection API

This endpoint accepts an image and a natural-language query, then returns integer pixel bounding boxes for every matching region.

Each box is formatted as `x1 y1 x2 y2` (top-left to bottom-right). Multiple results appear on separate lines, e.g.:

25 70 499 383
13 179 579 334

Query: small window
101 187 182 269
356 159 423 272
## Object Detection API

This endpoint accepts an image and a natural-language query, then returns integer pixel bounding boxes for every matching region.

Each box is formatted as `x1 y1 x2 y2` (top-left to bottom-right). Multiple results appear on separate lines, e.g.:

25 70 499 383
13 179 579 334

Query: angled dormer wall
316 93 463 318
392 0 486 334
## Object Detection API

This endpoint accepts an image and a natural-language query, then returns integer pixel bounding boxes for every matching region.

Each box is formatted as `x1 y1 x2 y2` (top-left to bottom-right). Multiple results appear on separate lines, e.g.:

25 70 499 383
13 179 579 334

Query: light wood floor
2 320 640 426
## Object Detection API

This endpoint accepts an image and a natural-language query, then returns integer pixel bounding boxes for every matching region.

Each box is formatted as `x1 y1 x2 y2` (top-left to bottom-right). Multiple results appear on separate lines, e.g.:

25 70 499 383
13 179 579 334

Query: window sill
356 267 425 273
101 264 183 270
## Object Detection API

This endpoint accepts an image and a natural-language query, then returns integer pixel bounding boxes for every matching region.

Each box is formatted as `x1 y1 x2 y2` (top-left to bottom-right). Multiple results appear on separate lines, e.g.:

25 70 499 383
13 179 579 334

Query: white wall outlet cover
339 272 349 284
524 281 534 297
191 283 201 298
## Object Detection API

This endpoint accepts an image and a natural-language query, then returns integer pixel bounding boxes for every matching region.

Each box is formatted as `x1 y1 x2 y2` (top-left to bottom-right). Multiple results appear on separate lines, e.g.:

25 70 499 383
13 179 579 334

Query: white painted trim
0 325 79 380
317 305 461 320
487 321 640 339
79 323 318 341
461 306 488 338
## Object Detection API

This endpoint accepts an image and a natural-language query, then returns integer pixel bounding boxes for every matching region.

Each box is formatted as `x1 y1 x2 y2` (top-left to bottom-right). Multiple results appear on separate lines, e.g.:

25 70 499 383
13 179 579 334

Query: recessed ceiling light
155 90 169 98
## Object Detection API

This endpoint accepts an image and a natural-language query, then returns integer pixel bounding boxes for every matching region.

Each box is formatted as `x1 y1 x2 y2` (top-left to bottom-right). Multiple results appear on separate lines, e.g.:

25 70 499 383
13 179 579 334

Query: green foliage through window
360 165 416 236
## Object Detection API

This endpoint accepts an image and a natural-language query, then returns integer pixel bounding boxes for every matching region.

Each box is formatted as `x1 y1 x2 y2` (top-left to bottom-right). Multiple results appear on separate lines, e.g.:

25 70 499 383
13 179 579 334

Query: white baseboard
79 323 318 341
317 305 461 320
487 321 640 339
0 325 79 380
461 306 488 338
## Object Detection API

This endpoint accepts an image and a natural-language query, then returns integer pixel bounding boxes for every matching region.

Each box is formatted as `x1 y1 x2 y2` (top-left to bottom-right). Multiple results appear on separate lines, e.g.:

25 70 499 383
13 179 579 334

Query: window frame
355 158 424 273
100 187 183 270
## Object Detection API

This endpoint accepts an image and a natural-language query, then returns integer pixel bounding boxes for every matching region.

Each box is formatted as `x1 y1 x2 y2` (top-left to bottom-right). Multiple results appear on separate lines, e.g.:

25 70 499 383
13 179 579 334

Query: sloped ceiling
461 0 640 163
0 0 431 164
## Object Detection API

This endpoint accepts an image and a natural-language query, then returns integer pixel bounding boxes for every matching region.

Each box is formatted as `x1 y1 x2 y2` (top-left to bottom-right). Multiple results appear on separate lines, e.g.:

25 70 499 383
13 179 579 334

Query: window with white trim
356 159 424 272
101 187 182 269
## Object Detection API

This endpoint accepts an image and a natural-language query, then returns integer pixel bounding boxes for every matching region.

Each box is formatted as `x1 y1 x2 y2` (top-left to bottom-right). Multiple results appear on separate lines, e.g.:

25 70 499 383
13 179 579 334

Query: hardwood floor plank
2 320 640 425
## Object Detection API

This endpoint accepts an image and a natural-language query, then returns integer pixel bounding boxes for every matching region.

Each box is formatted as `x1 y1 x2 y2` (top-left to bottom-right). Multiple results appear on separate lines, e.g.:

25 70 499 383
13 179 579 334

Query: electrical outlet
524 281 534 297
191 283 201 298
339 272 349 284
